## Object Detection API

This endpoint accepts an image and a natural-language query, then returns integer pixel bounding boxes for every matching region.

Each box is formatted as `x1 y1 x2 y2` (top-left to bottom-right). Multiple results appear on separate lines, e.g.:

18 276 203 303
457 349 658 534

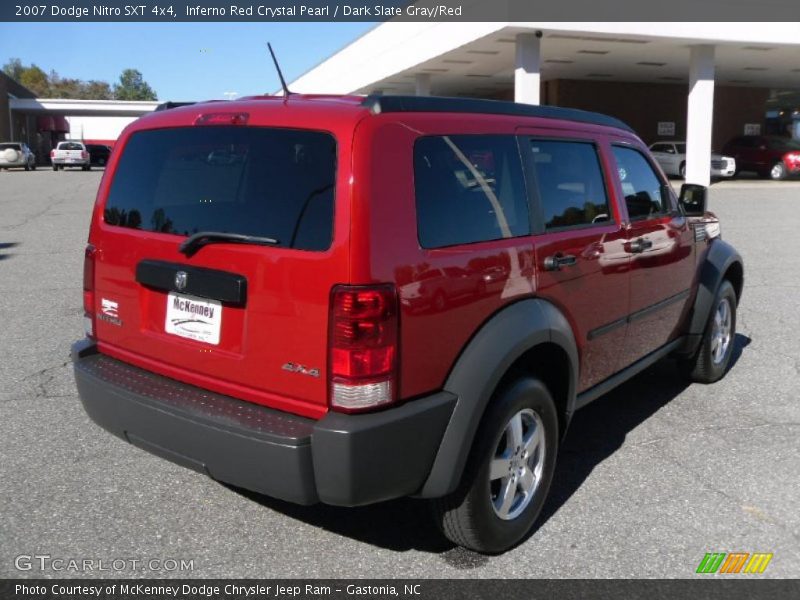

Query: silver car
0 142 36 171
649 141 736 179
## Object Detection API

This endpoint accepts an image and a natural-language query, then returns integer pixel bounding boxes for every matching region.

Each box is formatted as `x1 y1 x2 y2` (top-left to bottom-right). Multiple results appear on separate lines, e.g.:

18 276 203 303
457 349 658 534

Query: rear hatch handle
179 232 279 257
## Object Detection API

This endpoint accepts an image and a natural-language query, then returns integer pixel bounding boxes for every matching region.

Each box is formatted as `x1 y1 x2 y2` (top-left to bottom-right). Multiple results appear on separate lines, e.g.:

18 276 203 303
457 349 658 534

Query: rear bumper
52 158 88 165
72 340 456 506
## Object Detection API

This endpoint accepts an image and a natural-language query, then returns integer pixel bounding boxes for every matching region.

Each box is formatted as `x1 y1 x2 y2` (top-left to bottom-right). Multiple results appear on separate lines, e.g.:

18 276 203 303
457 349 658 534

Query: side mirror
678 183 707 216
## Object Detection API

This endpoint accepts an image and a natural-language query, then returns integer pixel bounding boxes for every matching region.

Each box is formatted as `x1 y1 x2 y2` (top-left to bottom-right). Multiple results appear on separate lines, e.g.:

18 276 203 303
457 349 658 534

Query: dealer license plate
165 292 222 345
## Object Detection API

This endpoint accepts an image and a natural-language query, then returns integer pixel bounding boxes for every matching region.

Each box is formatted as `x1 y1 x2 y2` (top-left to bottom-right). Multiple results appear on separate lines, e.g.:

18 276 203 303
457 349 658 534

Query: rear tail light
785 152 800 165
50 150 55 158
329 285 398 412
83 244 96 338
81 150 89 159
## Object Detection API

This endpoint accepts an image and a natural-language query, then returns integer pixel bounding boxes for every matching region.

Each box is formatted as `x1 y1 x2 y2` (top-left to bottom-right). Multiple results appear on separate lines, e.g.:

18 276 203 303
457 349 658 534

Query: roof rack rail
361 95 633 132
155 101 196 112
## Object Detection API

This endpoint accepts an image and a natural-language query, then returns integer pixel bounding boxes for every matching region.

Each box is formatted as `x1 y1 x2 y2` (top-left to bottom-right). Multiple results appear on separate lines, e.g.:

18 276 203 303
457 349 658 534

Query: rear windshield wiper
179 231 279 257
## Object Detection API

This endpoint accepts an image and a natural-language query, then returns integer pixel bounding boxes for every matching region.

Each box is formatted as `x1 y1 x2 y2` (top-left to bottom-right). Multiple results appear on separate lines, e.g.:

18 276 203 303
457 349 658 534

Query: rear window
0 143 22 150
104 127 336 251
414 135 529 249
767 138 800 151
58 142 84 151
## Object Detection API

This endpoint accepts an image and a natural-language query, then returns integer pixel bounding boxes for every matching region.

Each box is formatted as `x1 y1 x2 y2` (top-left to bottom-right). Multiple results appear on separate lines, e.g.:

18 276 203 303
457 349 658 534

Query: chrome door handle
543 253 577 271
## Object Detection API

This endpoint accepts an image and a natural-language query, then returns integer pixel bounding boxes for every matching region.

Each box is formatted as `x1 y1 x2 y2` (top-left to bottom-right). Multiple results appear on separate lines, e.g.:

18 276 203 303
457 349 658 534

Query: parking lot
0 169 798 578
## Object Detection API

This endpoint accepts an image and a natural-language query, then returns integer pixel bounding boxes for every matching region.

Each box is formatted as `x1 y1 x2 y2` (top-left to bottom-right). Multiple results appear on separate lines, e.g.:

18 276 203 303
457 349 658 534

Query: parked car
0 142 36 171
722 135 800 180
649 141 736 179
86 144 112 166
51 140 91 171
72 95 743 554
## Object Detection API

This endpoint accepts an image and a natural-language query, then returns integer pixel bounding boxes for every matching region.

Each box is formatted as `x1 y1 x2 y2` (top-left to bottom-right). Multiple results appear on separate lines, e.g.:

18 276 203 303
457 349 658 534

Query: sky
0 22 376 100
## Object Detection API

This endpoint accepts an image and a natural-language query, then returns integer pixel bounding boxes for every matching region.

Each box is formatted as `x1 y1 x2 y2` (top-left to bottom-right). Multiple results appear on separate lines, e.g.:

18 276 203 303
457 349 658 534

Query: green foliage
3 58 155 101
113 69 157 101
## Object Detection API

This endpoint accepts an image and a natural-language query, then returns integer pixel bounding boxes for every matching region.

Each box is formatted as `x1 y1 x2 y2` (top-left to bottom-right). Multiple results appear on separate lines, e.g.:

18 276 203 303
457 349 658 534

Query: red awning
54 116 70 133
36 115 70 133
36 116 55 132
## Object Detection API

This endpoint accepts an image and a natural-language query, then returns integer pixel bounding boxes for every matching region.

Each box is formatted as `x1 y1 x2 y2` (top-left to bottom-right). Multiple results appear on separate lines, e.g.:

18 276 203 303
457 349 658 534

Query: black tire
52 165 58 171
770 162 787 181
31 162 36 171
433 378 559 554
679 162 686 179
24 162 30 171
683 280 737 383
83 164 91 171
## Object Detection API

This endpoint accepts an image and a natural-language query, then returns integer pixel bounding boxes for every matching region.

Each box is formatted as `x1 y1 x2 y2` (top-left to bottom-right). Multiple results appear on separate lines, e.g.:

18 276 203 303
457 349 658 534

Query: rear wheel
679 162 686 179
433 378 558 554
82 164 91 171
52 164 58 171
683 280 737 383
770 162 787 180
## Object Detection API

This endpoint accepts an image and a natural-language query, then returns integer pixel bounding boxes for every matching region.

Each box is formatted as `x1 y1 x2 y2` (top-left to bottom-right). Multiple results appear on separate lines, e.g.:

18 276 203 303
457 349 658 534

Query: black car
85 144 112 166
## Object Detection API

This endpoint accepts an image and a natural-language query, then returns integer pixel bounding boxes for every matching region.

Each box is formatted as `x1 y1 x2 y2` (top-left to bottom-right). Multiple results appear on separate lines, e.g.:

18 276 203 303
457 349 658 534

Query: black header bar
4 0 800 22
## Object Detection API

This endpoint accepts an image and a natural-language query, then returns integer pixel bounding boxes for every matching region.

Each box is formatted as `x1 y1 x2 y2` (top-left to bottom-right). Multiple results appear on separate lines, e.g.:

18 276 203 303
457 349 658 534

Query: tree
83 80 113 100
113 69 157 101
2 58 24 81
18 64 50 96
3 58 155 100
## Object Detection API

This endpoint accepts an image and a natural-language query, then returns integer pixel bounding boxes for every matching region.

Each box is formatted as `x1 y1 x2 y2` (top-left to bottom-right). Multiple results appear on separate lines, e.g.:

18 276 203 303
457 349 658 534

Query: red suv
722 135 800 180
73 95 743 553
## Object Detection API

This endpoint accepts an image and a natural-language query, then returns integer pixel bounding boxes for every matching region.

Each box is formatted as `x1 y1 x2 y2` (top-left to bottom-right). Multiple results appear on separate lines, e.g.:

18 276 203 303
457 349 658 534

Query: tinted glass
0 143 22 150
414 135 529 248
675 143 687 154
650 143 672 153
104 127 336 251
767 138 800 151
529 140 611 230
58 142 84 151
612 146 668 220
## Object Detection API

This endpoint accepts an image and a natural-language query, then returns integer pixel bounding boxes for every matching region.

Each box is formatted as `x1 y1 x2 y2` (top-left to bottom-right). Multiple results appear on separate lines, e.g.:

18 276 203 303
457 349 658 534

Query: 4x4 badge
175 271 188 291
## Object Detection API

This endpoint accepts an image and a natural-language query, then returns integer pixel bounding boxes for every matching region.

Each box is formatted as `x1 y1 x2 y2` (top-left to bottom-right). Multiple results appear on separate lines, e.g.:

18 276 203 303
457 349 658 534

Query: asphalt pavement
1 169 798 578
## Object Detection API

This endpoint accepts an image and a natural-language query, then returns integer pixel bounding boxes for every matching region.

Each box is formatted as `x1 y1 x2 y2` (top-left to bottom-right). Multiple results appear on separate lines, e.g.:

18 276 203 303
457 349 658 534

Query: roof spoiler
155 101 196 112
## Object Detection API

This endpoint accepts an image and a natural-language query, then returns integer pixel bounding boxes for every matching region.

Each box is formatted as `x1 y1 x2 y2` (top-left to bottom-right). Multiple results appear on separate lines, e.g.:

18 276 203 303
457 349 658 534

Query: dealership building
290 21 800 185
0 71 157 162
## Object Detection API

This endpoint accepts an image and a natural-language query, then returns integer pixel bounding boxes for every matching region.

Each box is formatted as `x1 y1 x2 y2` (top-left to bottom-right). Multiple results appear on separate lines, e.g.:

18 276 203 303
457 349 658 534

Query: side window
651 143 672 154
612 146 669 220
528 140 611 230
414 135 529 249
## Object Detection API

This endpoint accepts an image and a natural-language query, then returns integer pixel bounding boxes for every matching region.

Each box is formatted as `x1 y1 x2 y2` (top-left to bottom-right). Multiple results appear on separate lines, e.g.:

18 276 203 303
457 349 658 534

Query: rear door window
414 135 529 249
104 127 337 251
527 139 612 231
611 146 670 220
